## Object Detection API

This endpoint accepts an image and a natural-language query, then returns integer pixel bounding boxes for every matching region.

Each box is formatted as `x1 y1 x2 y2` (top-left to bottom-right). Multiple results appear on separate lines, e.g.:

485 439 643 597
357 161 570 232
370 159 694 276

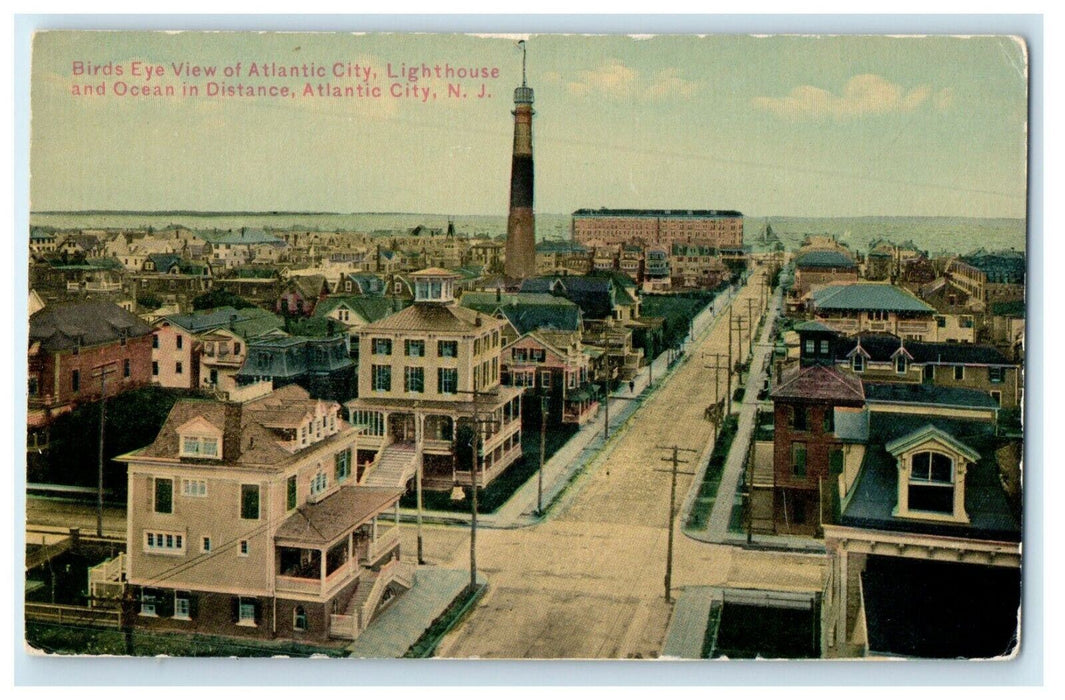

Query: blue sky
30 32 1028 218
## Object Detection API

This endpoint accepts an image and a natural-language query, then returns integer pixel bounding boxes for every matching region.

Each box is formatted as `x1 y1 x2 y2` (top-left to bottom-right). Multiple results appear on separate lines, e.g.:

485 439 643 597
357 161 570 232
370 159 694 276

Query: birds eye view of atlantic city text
24 31 1028 661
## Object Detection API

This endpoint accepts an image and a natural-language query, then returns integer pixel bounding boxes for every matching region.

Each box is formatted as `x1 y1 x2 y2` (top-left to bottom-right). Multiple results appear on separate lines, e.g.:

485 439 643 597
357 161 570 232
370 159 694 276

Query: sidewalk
681 280 827 554
399 286 740 530
346 567 478 658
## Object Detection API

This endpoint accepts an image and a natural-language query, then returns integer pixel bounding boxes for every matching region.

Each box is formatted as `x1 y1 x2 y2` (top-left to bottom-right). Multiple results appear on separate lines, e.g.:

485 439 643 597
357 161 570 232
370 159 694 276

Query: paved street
430 277 827 659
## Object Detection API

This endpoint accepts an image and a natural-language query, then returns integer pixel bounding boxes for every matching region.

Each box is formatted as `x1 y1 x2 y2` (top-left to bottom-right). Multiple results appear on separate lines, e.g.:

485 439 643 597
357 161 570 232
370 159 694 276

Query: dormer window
176 416 223 460
182 436 219 459
888 425 976 524
895 355 907 374
852 354 865 373
908 451 954 513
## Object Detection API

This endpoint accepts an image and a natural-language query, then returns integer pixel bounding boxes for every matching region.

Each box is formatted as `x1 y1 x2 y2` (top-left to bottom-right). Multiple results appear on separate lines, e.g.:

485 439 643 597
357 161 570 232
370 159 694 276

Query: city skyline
31 32 1028 219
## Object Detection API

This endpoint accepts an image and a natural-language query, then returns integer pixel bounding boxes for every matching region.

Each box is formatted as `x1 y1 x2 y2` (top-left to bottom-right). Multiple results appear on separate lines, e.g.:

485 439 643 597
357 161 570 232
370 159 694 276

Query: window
181 479 207 497
145 530 184 554
237 597 256 626
310 471 328 496
123 359 131 378
923 364 934 382
352 410 385 436
530 349 547 363
819 340 829 355
335 449 351 482
239 540 250 556
140 591 157 617
540 371 552 388
372 365 392 392
791 406 808 431
154 478 173 514
234 342 242 355
953 365 965 381
202 536 211 553
176 335 183 350
851 354 865 373
792 443 807 478
990 390 1002 406
372 338 392 356
174 592 191 620
71 369 80 393
895 356 908 374
438 340 458 358
294 606 308 632
240 484 260 520
989 366 1005 384
513 348 529 363
175 361 183 375
152 334 159 349
936 316 947 328
287 475 298 509
823 409 835 434
438 368 458 394
405 339 425 357
405 366 424 393
804 339 815 355
908 451 954 514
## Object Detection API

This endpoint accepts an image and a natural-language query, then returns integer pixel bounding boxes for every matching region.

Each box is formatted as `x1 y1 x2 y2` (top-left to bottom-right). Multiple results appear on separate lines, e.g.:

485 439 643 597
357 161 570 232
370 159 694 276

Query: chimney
223 402 243 461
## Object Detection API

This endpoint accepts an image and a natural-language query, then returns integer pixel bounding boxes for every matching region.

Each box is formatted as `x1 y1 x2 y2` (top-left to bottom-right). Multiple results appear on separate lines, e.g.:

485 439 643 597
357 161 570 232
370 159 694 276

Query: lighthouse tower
504 41 537 280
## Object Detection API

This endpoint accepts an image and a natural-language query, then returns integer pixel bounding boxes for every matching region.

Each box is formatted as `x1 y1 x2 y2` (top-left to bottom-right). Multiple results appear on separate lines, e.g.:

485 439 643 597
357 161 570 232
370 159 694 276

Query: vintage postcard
23 29 1028 662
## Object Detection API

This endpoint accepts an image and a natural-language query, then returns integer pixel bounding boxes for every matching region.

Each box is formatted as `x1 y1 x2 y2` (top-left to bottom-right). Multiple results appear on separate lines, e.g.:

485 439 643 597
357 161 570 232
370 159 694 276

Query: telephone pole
537 395 547 516
655 445 697 603
702 353 729 442
91 361 118 537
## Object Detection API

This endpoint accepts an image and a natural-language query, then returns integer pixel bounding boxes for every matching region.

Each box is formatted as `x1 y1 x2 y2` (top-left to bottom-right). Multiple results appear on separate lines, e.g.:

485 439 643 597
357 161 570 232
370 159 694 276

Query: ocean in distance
29 212 1026 257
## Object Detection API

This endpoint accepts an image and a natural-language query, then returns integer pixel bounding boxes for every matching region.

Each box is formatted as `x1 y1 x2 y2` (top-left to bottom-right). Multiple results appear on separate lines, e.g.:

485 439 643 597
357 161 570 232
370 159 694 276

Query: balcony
898 320 931 335
275 558 359 600
563 400 600 425
422 438 452 454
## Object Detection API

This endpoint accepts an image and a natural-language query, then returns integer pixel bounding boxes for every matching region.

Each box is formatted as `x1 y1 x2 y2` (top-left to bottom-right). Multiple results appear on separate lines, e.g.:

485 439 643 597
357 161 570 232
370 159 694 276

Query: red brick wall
42 335 153 406
773 401 842 492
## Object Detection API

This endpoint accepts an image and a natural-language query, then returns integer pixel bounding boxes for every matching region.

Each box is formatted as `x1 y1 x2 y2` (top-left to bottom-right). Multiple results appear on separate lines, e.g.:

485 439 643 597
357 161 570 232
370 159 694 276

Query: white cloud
752 74 940 120
563 60 697 101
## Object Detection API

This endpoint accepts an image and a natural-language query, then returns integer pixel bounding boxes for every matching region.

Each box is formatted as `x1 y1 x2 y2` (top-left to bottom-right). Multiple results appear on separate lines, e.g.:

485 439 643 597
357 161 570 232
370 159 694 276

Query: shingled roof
128 384 347 469
357 302 499 334
812 283 934 313
771 364 865 405
273 486 402 545
30 301 152 352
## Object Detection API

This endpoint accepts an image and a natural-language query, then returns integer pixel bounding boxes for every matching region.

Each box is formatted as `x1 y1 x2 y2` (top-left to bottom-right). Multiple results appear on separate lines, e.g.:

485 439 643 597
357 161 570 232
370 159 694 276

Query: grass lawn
684 414 739 530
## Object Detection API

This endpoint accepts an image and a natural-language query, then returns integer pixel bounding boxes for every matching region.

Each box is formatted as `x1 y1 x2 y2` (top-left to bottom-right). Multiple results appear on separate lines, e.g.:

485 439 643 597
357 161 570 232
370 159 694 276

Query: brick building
572 208 743 249
28 301 154 427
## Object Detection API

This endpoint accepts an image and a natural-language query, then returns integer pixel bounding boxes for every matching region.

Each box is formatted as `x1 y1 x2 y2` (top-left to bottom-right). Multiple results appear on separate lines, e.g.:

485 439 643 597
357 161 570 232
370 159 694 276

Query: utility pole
538 395 547 516
91 361 118 537
654 445 697 603
702 353 728 442
602 385 639 441
453 386 502 594
747 297 756 358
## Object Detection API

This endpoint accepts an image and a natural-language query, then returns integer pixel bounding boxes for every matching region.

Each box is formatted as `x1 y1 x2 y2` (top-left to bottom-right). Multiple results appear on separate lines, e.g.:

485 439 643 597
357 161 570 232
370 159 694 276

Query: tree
192 288 255 311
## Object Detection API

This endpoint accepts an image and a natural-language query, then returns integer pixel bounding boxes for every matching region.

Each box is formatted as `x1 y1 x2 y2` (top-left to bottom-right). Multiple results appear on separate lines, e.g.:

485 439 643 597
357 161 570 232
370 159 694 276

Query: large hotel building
572 208 744 249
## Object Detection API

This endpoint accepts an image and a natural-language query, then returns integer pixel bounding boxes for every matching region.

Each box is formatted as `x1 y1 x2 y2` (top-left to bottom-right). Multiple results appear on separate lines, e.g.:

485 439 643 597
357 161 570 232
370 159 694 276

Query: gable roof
884 423 982 462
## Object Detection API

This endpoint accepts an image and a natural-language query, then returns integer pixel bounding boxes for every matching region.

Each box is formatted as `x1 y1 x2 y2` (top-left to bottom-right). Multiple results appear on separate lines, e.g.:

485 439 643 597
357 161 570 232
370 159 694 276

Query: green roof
812 283 934 313
313 296 403 323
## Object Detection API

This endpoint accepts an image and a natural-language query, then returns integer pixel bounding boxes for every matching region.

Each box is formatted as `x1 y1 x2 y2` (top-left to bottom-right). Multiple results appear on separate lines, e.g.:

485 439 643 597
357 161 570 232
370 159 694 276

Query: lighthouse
504 41 537 280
